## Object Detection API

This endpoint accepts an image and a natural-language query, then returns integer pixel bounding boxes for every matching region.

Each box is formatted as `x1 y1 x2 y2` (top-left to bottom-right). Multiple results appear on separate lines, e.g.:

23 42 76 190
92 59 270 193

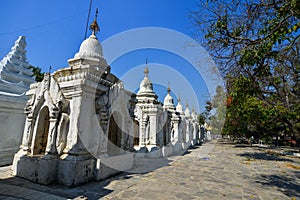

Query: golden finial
90 8 100 35
167 81 171 94
144 58 149 77
178 96 181 102
186 100 189 107
177 93 181 102
192 107 195 112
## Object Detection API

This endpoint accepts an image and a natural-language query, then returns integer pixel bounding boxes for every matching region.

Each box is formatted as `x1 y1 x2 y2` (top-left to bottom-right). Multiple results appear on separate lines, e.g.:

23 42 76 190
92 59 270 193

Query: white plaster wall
0 97 26 166
78 92 101 157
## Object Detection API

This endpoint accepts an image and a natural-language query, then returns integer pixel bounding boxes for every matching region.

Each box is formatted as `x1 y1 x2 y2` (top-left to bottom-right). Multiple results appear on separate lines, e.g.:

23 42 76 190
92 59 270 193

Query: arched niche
32 106 50 155
133 120 139 146
107 112 123 155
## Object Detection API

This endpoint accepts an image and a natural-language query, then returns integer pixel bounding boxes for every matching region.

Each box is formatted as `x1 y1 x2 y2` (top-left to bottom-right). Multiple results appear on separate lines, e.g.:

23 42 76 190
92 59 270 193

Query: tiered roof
0 36 35 96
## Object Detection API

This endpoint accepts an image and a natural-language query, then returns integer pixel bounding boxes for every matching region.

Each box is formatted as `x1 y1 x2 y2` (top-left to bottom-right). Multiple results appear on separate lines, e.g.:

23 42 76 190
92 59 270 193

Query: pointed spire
167 81 171 94
185 100 191 117
177 93 181 102
90 8 100 35
48 66 52 75
144 58 149 77
176 95 184 114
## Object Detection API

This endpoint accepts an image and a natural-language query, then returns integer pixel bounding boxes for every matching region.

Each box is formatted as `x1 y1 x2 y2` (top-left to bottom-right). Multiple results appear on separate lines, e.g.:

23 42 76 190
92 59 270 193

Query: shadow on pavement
234 144 253 148
181 145 200 156
127 145 200 174
0 175 113 199
238 152 294 162
255 172 300 198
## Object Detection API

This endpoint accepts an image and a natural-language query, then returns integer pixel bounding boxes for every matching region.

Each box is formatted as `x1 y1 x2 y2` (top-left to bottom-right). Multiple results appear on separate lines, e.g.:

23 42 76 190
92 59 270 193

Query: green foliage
198 101 212 125
28 65 44 82
199 86 227 135
223 73 300 140
198 114 206 125
223 76 278 139
191 0 300 74
210 85 226 135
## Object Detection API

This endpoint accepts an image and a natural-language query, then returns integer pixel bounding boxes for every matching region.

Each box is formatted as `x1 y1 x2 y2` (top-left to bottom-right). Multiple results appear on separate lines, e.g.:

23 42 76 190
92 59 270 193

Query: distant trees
198 100 212 126
191 0 300 141
198 86 226 135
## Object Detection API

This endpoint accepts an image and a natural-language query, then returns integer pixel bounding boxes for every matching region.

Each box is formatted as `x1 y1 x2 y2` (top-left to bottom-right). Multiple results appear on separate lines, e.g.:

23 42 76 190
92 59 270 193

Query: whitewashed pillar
149 113 158 145
45 118 58 155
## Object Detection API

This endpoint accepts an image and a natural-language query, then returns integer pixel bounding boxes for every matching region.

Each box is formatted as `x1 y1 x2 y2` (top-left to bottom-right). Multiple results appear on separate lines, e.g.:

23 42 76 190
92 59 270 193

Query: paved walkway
0 140 299 200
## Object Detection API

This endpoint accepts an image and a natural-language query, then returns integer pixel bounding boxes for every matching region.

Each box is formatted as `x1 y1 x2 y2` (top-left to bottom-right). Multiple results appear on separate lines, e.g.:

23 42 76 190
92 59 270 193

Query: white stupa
0 36 35 97
185 102 191 118
191 107 197 121
136 61 158 102
176 97 184 115
0 36 35 166
163 84 175 111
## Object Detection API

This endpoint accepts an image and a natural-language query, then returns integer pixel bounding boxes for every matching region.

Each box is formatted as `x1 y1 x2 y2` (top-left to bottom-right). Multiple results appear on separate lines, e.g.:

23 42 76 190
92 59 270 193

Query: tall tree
210 86 227 135
198 100 213 125
191 0 300 139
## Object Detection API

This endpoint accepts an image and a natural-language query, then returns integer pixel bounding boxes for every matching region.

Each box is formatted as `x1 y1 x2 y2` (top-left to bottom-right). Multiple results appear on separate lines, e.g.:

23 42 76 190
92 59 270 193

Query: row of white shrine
1 27 210 186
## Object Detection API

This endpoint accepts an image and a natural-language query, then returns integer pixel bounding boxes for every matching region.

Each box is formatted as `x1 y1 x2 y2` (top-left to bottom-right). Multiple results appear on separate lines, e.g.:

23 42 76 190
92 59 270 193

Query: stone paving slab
0 141 299 199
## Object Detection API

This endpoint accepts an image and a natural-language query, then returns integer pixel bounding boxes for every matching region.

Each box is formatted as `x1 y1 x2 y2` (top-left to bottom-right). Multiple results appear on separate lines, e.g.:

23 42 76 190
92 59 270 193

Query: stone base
182 142 191 150
134 146 148 158
96 153 134 180
191 139 197 146
172 143 182 152
162 145 173 157
146 146 162 158
12 153 58 185
13 151 96 186
57 156 95 186
13 150 133 186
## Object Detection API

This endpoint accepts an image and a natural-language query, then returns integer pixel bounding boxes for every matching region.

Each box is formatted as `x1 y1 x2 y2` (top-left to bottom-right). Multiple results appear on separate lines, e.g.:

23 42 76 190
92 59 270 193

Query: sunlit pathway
0 140 299 199
101 141 300 200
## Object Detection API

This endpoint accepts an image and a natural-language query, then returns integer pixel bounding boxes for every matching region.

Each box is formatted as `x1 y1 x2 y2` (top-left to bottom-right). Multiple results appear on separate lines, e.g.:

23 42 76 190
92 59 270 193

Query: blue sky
0 0 222 113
